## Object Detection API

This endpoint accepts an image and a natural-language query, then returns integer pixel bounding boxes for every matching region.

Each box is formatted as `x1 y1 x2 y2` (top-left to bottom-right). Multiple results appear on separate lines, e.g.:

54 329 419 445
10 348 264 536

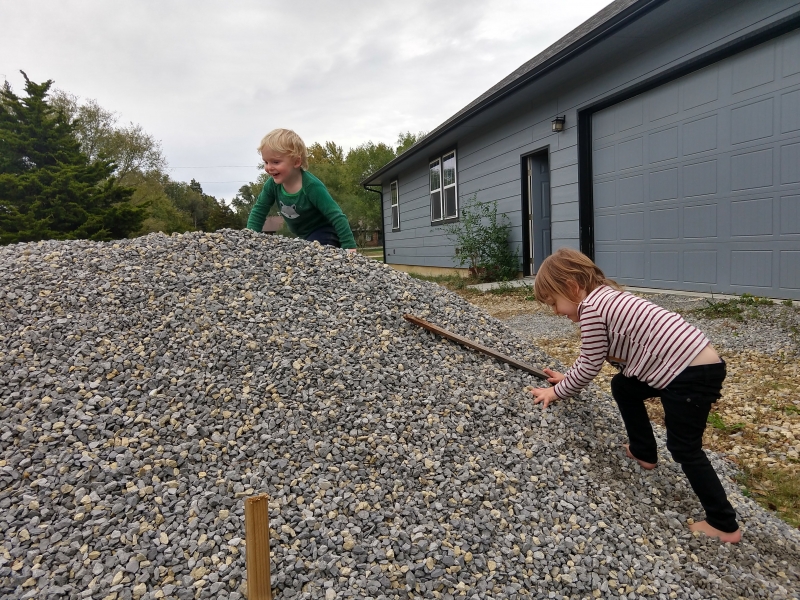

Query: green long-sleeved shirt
246 171 356 249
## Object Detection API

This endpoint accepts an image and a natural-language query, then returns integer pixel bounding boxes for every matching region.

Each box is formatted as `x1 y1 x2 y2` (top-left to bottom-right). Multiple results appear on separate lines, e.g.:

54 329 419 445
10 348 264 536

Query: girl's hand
347 248 357 254
543 368 564 385
530 385 559 409
530 369 564 409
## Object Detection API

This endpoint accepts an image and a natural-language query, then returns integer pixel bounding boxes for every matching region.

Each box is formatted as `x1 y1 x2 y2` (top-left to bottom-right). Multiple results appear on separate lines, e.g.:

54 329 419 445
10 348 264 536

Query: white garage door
591 29 800 300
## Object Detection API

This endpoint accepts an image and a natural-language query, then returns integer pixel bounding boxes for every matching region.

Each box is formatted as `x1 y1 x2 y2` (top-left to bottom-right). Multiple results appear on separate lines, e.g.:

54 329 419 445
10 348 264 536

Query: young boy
246 128 357 252
529 248 741 543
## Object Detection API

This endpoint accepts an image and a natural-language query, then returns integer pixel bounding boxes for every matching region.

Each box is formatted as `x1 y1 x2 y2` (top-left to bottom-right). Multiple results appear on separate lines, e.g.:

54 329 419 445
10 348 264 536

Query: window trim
390 180 400 231
430 149 459 225
429 158 442 223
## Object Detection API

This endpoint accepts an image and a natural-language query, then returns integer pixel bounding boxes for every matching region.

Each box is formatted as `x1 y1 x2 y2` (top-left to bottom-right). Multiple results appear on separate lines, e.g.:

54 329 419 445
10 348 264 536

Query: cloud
0 0 610 199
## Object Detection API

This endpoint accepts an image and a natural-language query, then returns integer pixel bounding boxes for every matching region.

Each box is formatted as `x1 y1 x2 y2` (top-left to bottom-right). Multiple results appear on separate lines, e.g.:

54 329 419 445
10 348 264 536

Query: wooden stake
403 314 549 380
245 494 272 600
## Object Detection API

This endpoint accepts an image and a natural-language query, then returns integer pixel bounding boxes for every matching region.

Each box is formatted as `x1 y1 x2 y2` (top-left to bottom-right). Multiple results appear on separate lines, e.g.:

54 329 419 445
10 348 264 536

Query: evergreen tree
0 72 146 245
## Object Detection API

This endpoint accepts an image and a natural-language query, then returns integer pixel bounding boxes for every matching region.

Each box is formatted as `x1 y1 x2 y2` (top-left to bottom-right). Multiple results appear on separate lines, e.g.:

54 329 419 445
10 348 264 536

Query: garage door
591 29 800 300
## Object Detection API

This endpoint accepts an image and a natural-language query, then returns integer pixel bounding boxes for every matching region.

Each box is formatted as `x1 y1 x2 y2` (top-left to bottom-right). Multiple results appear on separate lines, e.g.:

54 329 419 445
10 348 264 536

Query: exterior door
528 152 551 273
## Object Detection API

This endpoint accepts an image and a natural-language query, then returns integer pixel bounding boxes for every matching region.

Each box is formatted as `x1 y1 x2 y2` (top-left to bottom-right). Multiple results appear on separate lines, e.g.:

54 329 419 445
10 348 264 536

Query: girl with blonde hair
531 248 740 543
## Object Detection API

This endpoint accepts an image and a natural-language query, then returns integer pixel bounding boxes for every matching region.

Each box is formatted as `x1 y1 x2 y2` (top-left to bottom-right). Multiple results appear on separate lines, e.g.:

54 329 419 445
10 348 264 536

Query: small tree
50 91 167 183
445 196 519 282
395 131 427 155
231 173 268 228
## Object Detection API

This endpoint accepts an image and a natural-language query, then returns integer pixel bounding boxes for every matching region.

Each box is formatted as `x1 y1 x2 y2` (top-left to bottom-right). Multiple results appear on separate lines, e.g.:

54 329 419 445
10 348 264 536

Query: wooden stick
245 494 272 600
403 314 549 380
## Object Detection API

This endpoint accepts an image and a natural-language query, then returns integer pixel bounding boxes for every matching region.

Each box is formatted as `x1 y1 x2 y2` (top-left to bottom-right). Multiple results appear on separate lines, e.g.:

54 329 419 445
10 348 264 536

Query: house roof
362 0 665 186
261 216 283 233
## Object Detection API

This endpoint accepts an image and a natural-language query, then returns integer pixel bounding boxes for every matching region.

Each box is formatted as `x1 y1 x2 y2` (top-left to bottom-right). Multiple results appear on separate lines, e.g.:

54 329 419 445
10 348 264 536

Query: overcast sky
1 0 610 201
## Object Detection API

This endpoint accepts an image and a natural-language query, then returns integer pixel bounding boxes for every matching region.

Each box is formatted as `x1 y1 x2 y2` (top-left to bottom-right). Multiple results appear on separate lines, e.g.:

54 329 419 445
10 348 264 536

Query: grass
408 273 538 300
357 247 384 261
736 464 800 528
692 293 775 321
707 411 746 434
407 272 472 290
487 280 536 300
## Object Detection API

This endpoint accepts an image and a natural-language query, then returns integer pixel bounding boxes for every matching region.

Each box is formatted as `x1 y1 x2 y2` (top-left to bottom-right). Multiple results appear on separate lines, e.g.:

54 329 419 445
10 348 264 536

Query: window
430 150 458 223
390 180 400 230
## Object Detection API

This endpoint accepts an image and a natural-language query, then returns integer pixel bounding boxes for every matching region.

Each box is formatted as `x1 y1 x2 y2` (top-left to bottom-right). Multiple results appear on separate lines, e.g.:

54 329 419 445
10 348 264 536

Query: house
260 216 284 234
352 227 383 248
362 0 800 300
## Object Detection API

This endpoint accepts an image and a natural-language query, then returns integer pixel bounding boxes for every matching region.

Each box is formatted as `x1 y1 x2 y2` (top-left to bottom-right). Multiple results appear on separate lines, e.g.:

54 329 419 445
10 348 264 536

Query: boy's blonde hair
257 128 309 170
534 248 621 305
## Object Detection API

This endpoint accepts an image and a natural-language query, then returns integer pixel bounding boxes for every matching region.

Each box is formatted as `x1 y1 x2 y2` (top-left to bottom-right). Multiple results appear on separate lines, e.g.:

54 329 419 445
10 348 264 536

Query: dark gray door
591 30 800 300
528 152 551 273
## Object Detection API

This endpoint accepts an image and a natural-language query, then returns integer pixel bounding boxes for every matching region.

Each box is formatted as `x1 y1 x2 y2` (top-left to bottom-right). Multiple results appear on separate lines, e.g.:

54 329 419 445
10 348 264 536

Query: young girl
530 248 741 543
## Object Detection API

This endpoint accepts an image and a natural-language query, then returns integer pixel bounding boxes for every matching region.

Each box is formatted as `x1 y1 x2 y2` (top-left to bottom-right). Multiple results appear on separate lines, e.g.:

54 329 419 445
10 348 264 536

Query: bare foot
689 520 742 544
623 444 656 470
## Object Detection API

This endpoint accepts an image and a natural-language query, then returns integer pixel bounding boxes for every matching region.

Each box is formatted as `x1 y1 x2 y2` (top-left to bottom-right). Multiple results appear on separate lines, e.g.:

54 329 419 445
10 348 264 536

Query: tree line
0 72 423 246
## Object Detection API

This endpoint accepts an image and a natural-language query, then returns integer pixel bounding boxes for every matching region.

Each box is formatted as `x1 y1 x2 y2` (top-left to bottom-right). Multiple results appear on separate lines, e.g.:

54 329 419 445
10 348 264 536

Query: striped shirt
553 286 710 399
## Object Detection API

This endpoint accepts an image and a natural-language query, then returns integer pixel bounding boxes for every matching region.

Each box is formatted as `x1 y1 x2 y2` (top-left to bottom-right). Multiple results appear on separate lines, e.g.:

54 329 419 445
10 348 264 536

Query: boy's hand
530 369 564 409
347 248 357 254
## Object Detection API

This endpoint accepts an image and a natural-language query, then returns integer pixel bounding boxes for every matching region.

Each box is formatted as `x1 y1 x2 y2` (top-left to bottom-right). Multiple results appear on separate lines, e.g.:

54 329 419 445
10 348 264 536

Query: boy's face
261 148 302 186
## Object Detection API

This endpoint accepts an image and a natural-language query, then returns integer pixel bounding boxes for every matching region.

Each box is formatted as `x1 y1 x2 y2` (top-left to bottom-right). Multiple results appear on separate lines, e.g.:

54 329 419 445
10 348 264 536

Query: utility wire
168 166 259 169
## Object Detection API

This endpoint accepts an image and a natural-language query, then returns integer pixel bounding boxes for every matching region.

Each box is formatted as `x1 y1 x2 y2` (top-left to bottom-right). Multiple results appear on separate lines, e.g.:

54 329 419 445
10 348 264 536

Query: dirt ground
459 289 800 529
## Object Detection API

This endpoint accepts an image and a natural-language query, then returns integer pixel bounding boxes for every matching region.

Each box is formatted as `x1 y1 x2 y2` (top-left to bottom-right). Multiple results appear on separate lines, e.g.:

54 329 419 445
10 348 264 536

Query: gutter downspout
363 184 386 264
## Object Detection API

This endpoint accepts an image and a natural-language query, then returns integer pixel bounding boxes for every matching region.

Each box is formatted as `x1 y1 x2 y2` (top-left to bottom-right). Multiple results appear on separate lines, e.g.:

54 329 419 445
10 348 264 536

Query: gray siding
385 107 568 269
592 29 800 298
381 0 800 296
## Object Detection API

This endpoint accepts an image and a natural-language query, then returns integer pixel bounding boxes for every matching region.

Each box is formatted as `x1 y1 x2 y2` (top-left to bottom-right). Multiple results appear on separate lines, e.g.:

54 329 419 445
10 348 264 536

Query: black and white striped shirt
554 286 710 399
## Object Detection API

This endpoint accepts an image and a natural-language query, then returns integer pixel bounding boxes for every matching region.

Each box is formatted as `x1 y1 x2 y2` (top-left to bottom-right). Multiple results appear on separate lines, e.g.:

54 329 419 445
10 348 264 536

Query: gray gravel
505 292 800 358
644 293 800 358
1 230 799 600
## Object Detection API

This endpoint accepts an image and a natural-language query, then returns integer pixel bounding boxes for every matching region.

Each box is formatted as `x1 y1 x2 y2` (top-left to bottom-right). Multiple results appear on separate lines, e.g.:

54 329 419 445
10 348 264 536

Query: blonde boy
246 129 357 251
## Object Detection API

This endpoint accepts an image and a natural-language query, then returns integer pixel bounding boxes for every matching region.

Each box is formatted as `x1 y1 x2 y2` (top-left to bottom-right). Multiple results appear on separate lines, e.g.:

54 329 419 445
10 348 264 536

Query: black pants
305 225 341 248
611 361 739 533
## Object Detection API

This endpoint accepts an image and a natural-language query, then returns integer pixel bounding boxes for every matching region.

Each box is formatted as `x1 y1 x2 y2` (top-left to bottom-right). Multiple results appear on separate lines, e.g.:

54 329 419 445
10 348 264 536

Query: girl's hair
534 248 621 305
257 128 309 170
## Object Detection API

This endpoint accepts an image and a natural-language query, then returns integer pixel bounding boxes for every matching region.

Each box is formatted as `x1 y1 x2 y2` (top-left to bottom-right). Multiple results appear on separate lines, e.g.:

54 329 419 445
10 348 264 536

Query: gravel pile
1 230 799 600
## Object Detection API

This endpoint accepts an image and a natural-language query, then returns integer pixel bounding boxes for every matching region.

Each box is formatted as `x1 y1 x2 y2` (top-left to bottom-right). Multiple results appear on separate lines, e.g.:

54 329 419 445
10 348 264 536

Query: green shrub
445 196 519 282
